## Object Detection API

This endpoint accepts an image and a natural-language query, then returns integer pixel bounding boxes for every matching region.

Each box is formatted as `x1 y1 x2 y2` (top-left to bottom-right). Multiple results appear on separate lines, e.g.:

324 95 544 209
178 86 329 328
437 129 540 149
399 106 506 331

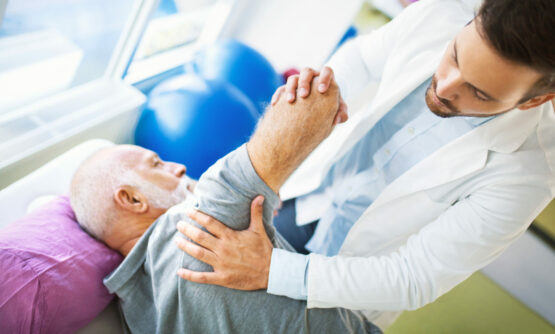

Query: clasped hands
175 66 347 290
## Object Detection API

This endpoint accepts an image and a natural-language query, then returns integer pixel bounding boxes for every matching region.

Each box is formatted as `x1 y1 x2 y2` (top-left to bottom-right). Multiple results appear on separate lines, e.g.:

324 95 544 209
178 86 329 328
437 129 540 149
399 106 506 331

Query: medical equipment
192 39 282 114
134 73 259 178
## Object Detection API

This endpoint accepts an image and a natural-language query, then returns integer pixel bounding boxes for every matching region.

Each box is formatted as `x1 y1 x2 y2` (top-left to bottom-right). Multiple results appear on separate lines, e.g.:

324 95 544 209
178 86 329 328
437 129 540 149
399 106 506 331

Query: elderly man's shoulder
150 197 196 243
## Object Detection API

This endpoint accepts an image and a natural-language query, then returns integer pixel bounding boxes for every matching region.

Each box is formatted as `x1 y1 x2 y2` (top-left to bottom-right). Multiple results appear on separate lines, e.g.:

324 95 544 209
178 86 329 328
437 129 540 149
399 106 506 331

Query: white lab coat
280 0 555 328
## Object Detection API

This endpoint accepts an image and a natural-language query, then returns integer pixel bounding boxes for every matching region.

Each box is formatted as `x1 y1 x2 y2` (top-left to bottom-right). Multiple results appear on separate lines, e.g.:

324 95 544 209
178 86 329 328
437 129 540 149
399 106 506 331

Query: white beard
140 175 196 210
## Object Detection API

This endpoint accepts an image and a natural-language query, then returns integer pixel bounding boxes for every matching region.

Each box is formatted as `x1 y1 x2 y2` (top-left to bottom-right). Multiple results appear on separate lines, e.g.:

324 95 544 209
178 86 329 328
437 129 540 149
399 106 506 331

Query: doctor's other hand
271 66 348 125
175 196 272 290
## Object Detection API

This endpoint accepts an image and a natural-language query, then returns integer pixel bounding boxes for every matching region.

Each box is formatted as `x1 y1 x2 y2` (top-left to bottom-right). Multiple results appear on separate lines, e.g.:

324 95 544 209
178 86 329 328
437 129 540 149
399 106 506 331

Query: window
0 0 139 111
124 0 234 84
0 0 237 187
0 0 155 178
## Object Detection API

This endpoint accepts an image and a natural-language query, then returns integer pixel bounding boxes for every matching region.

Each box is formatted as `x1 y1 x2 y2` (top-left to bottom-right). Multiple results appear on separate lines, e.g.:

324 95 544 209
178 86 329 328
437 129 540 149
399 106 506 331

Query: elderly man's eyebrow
144 151 159 162
453 37 499 102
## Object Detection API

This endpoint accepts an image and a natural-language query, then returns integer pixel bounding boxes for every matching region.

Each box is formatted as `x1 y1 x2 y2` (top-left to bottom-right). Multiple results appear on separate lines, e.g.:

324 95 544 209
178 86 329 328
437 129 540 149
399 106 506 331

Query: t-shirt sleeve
192 144 281 242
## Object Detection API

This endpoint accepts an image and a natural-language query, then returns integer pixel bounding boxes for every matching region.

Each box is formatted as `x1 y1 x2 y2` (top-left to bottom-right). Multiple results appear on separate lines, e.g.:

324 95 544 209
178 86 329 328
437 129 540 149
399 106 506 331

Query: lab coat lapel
334 48 446 171
280 47 446 200
371 106 542 209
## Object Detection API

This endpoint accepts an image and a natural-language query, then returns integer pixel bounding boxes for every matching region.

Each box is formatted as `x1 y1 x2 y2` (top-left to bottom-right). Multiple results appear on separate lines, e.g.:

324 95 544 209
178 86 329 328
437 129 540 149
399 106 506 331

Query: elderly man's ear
114 186 149 214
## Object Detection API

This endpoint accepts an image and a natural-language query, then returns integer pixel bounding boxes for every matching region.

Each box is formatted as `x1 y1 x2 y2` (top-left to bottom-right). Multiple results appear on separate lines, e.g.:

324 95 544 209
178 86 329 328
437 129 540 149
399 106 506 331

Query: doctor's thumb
249 195 265 231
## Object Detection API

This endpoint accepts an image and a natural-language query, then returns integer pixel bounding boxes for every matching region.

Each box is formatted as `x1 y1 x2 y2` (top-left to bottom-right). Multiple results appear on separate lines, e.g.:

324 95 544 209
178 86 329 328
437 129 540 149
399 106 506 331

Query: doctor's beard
425 76 461 118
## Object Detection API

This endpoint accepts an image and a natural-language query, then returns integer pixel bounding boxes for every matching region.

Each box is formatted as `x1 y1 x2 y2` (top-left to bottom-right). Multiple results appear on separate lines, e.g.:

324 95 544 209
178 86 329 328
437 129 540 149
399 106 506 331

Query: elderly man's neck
105 216 158 257
118 236 143 256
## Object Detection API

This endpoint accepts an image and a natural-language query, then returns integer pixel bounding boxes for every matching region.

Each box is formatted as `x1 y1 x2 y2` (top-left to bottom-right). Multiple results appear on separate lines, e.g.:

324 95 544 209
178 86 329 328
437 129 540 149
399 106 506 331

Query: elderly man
70 79 379 333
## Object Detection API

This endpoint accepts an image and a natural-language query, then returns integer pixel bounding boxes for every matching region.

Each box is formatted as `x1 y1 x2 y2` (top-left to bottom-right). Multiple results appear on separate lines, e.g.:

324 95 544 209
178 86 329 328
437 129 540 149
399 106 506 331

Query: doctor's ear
114 186 149 214
517 92 555 110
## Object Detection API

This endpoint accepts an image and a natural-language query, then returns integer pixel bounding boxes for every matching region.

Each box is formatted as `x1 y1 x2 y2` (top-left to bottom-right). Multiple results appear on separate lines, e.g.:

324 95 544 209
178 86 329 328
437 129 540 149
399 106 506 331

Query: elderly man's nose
175 164 186 177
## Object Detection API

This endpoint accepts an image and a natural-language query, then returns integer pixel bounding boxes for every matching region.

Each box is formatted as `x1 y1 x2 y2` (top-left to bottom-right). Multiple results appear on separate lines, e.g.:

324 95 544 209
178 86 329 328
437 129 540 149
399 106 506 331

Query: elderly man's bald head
70 145 192 248
70 145 142 240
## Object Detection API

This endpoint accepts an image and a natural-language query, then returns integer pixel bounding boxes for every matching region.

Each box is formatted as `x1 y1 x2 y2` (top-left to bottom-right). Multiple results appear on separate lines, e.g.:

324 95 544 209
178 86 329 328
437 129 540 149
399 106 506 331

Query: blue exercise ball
134 74 259 179
192 39 282 114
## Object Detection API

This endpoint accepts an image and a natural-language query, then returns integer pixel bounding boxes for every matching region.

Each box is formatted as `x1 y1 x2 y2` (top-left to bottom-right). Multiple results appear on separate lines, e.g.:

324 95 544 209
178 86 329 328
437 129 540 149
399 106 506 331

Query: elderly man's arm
175 78 341 289
247 78 340 193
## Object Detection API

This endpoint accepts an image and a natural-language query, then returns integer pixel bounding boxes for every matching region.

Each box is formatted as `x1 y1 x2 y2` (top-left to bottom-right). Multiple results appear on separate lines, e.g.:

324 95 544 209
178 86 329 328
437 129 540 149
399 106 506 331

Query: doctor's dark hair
477 0 555 102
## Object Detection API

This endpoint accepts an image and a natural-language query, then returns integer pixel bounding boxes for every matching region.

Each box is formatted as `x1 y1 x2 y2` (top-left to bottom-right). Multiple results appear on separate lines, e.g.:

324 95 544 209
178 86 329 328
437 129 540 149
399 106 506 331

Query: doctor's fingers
186 209 228 238
177 220 219 251
285 75 299 102
270 85 285 105
177 268 220 286
271 67 330 106
317 66 334 93
334 96 349 125
175 237 217 265
298 67 320 98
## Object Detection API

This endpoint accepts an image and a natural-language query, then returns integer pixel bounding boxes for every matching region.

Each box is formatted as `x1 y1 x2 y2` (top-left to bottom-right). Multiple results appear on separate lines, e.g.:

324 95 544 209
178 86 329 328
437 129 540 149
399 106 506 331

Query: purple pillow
0 195 123 333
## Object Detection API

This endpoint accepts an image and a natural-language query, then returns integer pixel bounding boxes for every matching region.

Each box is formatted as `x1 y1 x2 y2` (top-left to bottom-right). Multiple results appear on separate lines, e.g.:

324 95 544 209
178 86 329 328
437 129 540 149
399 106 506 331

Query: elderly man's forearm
247 79 340 192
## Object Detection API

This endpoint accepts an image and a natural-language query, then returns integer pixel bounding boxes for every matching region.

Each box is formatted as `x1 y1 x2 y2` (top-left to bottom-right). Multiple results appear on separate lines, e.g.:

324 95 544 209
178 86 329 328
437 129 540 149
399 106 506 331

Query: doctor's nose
436 70 463 101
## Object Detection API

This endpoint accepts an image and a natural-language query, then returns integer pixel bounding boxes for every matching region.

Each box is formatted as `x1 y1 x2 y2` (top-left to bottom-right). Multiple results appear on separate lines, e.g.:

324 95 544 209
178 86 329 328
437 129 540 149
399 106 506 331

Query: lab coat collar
360 36 544 209
334 45 448 172
365 48 445 137
371 104 543 209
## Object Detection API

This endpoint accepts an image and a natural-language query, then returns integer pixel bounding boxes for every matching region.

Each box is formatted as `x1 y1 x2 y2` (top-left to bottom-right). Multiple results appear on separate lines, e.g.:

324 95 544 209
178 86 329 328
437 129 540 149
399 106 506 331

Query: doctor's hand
271 66 348 125
175 196 272 290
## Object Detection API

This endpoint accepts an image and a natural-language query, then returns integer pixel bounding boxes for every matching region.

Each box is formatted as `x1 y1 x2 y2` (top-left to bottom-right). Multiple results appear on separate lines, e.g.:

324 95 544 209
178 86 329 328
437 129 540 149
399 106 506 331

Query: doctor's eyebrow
453 38 499 102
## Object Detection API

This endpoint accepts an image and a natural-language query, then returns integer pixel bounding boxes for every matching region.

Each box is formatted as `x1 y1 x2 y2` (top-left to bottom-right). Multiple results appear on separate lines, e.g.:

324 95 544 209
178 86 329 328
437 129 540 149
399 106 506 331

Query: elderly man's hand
175 196 272 290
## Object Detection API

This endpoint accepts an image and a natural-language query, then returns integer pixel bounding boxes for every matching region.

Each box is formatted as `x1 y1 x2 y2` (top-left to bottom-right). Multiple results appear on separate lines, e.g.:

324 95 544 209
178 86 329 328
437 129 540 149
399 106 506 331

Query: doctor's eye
472 88 490 102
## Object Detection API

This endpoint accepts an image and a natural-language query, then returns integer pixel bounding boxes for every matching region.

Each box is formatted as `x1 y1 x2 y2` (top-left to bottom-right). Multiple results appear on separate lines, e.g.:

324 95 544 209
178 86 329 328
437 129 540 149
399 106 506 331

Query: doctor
176 0 555 329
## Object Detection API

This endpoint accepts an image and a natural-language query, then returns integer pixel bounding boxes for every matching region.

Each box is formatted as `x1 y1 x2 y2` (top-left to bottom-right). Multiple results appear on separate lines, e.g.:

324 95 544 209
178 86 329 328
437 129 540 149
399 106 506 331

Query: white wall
221 0 363 72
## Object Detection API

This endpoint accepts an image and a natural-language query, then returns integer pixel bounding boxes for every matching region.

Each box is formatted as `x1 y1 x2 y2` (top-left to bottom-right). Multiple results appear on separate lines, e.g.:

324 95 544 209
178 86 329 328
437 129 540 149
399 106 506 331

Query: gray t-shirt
104 144 379 334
